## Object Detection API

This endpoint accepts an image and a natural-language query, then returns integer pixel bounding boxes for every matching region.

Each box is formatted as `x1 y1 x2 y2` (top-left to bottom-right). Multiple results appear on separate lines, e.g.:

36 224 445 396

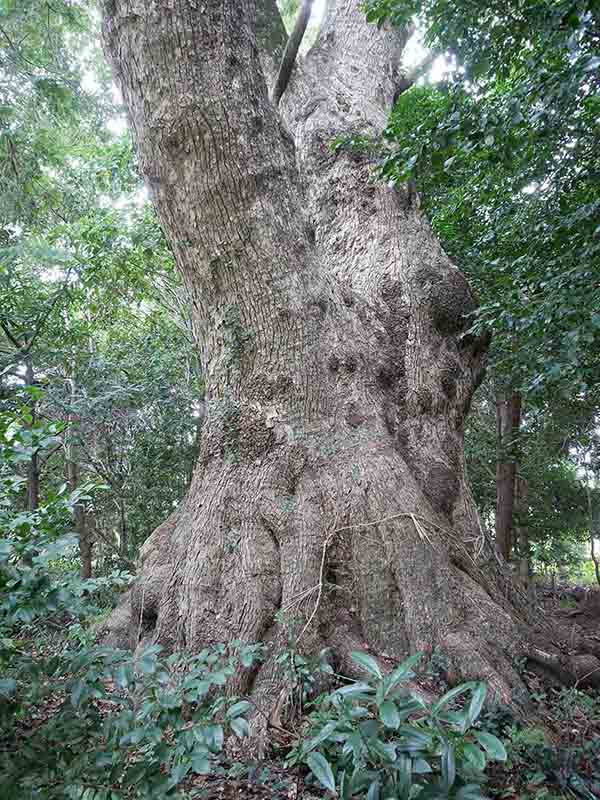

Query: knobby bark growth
99 0 600 715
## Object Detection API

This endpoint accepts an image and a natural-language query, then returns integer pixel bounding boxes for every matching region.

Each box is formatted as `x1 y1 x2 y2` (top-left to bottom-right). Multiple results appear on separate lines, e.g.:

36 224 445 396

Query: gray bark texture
99 0 598 714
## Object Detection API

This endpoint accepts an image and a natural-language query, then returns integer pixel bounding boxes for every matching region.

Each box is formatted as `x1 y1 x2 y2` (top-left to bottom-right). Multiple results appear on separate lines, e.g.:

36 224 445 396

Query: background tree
1 1 200 580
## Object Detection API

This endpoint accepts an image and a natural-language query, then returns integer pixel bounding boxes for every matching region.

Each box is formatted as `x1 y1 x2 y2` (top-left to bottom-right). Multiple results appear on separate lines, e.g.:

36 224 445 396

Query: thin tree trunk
496 392 522 561
24 357 39 512
586 484 600 588
66 375 93 579
99 0 600 708
515 476 534 604
118 499 128 560
67 456 93 579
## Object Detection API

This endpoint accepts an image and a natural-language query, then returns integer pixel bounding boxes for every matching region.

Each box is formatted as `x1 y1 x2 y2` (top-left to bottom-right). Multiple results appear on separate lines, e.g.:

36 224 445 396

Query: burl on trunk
99 0 600 712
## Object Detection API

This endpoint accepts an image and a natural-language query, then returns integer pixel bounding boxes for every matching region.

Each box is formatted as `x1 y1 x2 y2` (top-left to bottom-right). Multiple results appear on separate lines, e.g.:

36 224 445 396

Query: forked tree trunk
99 0 596 710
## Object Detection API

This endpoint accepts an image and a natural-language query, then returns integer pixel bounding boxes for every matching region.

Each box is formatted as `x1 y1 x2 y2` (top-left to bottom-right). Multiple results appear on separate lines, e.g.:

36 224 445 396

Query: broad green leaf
306 720 338 752
441 742 456 789
379 700 401 729
230 717 249 738
333 682 374 698
226 700 251 718
367 780 380 800
307 752 337 794
462 742 486 771
385 653 423 692
0 678 16 696
170 761 190 785
473 731 507 761
413 757 432 773
71 679 86 707
432 682 473 715
203 724 224 753
466 683 487 726
350 651 382 679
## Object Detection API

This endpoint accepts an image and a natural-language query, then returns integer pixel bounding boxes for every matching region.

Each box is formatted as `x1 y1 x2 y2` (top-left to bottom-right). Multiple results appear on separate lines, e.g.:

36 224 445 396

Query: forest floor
10 585 600 800
180 586 600 800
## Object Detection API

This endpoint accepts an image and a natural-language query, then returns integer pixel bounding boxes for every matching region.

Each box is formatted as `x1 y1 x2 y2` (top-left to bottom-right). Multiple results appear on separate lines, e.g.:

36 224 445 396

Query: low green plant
274 609 335 717
1 638 264 799
287 651 508 799
502 729 600 800
0 404 264 798
486 688 600 799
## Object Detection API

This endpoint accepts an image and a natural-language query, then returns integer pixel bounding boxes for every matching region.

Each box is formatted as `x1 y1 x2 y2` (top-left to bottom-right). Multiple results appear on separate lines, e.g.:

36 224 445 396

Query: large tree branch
280 1 414 132
271 0 313 105
0 319 22 351
102 1 320 408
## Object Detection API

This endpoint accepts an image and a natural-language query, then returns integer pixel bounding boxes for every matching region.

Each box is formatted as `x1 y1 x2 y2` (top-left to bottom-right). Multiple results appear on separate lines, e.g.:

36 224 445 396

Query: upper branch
271 0 314 105
281 1 414 133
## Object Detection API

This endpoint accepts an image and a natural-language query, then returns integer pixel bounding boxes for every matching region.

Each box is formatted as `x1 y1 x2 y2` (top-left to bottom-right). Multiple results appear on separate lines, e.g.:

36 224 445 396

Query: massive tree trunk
99 0 559 709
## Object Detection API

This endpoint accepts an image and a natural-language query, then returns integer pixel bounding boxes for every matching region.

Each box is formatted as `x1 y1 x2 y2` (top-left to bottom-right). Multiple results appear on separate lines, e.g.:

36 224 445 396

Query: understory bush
1 639 263 799
0 406 262 798
287 651 507 799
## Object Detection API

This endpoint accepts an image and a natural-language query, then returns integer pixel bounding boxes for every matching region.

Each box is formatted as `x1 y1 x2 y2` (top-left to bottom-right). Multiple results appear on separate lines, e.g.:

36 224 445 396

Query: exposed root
527 647 600 690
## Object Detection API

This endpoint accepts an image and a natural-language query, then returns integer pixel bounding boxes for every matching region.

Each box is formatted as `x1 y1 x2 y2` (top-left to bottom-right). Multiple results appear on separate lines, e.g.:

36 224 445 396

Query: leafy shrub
0 405 263 798
479 688 600 799
1 640 263 799
287 651 507 799
502 728 600 800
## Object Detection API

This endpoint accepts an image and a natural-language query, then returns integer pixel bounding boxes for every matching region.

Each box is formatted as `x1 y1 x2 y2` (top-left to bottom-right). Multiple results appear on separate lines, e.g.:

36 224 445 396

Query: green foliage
0 407 262 798
1 640 263 799
507 743 600 800
366 0 600 394
464 382 598 565
275 644 335 717
0 405 126 627
287 651 507 799
476 683 600 799
278 0 300 31
1 0 200 566
0 0 112 228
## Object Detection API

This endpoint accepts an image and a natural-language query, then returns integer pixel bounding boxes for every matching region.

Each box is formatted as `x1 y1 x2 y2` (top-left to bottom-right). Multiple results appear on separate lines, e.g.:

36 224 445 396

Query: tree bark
495 392 521 561
67 456 93 579
99 0 569 710
515 476 535 605
118 498 129 560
